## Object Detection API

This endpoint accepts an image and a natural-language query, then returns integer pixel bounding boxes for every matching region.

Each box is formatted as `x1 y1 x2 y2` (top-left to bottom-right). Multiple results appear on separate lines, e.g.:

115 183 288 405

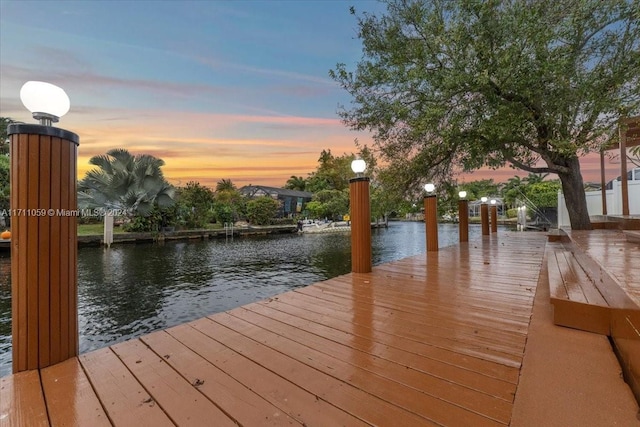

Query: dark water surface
0 222 483 376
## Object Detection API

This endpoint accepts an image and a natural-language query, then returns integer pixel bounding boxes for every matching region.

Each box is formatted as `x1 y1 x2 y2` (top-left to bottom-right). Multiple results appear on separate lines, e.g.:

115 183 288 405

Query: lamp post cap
481 196 488 203
490 199 497 205
424 183 435 193
351 158 366 174
20 81 70 124
458 190 467 199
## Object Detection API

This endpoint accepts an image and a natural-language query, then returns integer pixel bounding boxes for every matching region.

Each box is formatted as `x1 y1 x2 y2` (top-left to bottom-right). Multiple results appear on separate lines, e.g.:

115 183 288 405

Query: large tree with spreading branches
331 0 639 229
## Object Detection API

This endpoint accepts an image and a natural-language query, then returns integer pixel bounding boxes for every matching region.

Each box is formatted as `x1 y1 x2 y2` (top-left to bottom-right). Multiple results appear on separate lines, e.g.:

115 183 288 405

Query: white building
558 167 640 227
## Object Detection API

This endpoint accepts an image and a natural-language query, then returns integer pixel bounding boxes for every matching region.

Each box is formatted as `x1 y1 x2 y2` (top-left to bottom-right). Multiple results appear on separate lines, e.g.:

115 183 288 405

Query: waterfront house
239 185 312 218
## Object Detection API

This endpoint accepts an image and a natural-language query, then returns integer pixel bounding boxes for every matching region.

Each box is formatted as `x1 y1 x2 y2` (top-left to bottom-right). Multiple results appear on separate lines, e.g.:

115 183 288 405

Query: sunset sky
0 1 623 189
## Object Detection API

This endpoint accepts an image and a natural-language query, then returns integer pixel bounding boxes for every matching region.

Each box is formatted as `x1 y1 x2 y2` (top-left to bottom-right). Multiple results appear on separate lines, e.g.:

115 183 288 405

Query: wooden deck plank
190 317 442 426
555 251 589 303
258 295 521 383
305 282 533 328
374 265 540 301
164 323 370 426
245 302 517 401
209 312 505 426
308 277 531 340
276 290 524 367
562 251 608 306
325 270 536 314
342 268 537 313
0 370 48 427
229 306 514 422
302 276 533 326
294 283 528 360
40 358 110 427
78 347 174 427
547 249 569 300
110 339 237 427
567 230 640 308
139 330 301 426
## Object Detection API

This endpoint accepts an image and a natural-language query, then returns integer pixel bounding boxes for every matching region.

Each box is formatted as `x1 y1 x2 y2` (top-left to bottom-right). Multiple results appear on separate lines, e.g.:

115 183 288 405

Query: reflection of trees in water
307 234 351 277
0 255 11 342
78 241 225 350
0 255 9 288
80 245 185 339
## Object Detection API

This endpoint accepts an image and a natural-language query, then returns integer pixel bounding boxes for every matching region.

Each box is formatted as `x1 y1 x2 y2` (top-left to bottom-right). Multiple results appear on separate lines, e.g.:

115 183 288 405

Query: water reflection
0 222 482 376
0 253 10 368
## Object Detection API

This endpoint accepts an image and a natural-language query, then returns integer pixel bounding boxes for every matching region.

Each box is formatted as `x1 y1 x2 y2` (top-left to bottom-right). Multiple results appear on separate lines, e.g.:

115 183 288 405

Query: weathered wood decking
1 231 638 426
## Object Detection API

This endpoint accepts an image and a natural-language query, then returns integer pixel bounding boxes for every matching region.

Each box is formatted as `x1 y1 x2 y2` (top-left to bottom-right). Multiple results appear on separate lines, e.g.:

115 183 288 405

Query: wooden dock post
8 124 79 372
490 202 498 233
424 194 438 252
458 197 468 243
350 176 372 273
481 202 489 236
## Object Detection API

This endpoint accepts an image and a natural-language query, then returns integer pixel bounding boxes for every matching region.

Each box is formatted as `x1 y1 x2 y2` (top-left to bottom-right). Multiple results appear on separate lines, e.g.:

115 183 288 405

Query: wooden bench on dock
546 231 640 335
546 240 611 334
623 230 640 244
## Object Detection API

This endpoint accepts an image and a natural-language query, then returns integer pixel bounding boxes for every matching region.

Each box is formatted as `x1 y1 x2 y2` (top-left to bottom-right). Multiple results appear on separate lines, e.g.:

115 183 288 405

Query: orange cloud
64 106 366 187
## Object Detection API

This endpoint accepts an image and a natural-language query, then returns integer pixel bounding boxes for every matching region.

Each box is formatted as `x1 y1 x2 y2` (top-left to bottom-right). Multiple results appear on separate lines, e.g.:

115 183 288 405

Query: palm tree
502 176 523 208
78 148 175 215
524 173 548 185
284 176 306 191
215 178 236 193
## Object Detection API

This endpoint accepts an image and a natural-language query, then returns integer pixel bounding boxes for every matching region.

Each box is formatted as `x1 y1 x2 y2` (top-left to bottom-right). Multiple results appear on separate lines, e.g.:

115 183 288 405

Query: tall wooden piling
9 124 79 372
350 177 372 273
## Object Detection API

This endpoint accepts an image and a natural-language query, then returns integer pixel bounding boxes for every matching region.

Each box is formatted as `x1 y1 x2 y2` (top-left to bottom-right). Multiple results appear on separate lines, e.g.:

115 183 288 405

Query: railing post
490 204 498 233
458 199 469 243
350 176 372 273
424 195 438 251
481 203 490 236
9 124 79 372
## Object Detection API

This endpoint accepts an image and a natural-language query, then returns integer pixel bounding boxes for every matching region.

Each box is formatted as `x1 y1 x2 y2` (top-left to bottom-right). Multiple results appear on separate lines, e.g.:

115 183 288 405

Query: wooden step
546 243 611 335
623 230 640 244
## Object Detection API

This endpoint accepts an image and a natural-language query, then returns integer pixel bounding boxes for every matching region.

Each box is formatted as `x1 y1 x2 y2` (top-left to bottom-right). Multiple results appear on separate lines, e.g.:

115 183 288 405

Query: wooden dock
2 231 639 426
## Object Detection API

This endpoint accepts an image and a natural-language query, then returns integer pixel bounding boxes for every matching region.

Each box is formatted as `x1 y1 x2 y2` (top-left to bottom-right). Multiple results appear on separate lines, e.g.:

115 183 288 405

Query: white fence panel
557 180 640 228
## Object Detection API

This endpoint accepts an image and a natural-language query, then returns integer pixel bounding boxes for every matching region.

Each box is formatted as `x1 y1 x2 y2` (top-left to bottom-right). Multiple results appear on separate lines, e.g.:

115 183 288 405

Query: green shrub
246 196 280 225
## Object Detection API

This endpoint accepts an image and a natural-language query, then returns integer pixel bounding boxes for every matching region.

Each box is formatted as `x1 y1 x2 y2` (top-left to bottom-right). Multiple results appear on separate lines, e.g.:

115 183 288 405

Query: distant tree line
0 113 580 232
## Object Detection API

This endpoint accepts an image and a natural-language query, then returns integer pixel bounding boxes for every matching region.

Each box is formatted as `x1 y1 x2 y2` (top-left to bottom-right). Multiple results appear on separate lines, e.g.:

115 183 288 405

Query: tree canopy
1 118 13 224
176 181 216 228
0 156 9 219
331 0 639 229
305 149 355 193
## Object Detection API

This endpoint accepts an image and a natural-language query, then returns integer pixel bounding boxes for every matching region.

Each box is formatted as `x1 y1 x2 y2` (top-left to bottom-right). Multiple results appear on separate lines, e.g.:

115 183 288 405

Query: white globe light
424 183 435 193
20 81 70 120
351 158 366 174
481 196 488 203
458 191 467 199
490 199 497 205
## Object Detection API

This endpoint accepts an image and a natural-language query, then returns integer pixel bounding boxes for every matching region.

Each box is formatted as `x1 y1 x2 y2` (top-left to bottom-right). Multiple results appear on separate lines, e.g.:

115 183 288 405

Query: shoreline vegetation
0 218 521 251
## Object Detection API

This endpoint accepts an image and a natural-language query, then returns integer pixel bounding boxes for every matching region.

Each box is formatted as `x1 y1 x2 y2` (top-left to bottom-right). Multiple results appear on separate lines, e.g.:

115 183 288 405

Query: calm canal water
0 222 484 376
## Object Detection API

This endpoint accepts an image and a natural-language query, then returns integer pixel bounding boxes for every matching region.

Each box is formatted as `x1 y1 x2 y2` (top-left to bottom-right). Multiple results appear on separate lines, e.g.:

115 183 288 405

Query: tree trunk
557 157 592 230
